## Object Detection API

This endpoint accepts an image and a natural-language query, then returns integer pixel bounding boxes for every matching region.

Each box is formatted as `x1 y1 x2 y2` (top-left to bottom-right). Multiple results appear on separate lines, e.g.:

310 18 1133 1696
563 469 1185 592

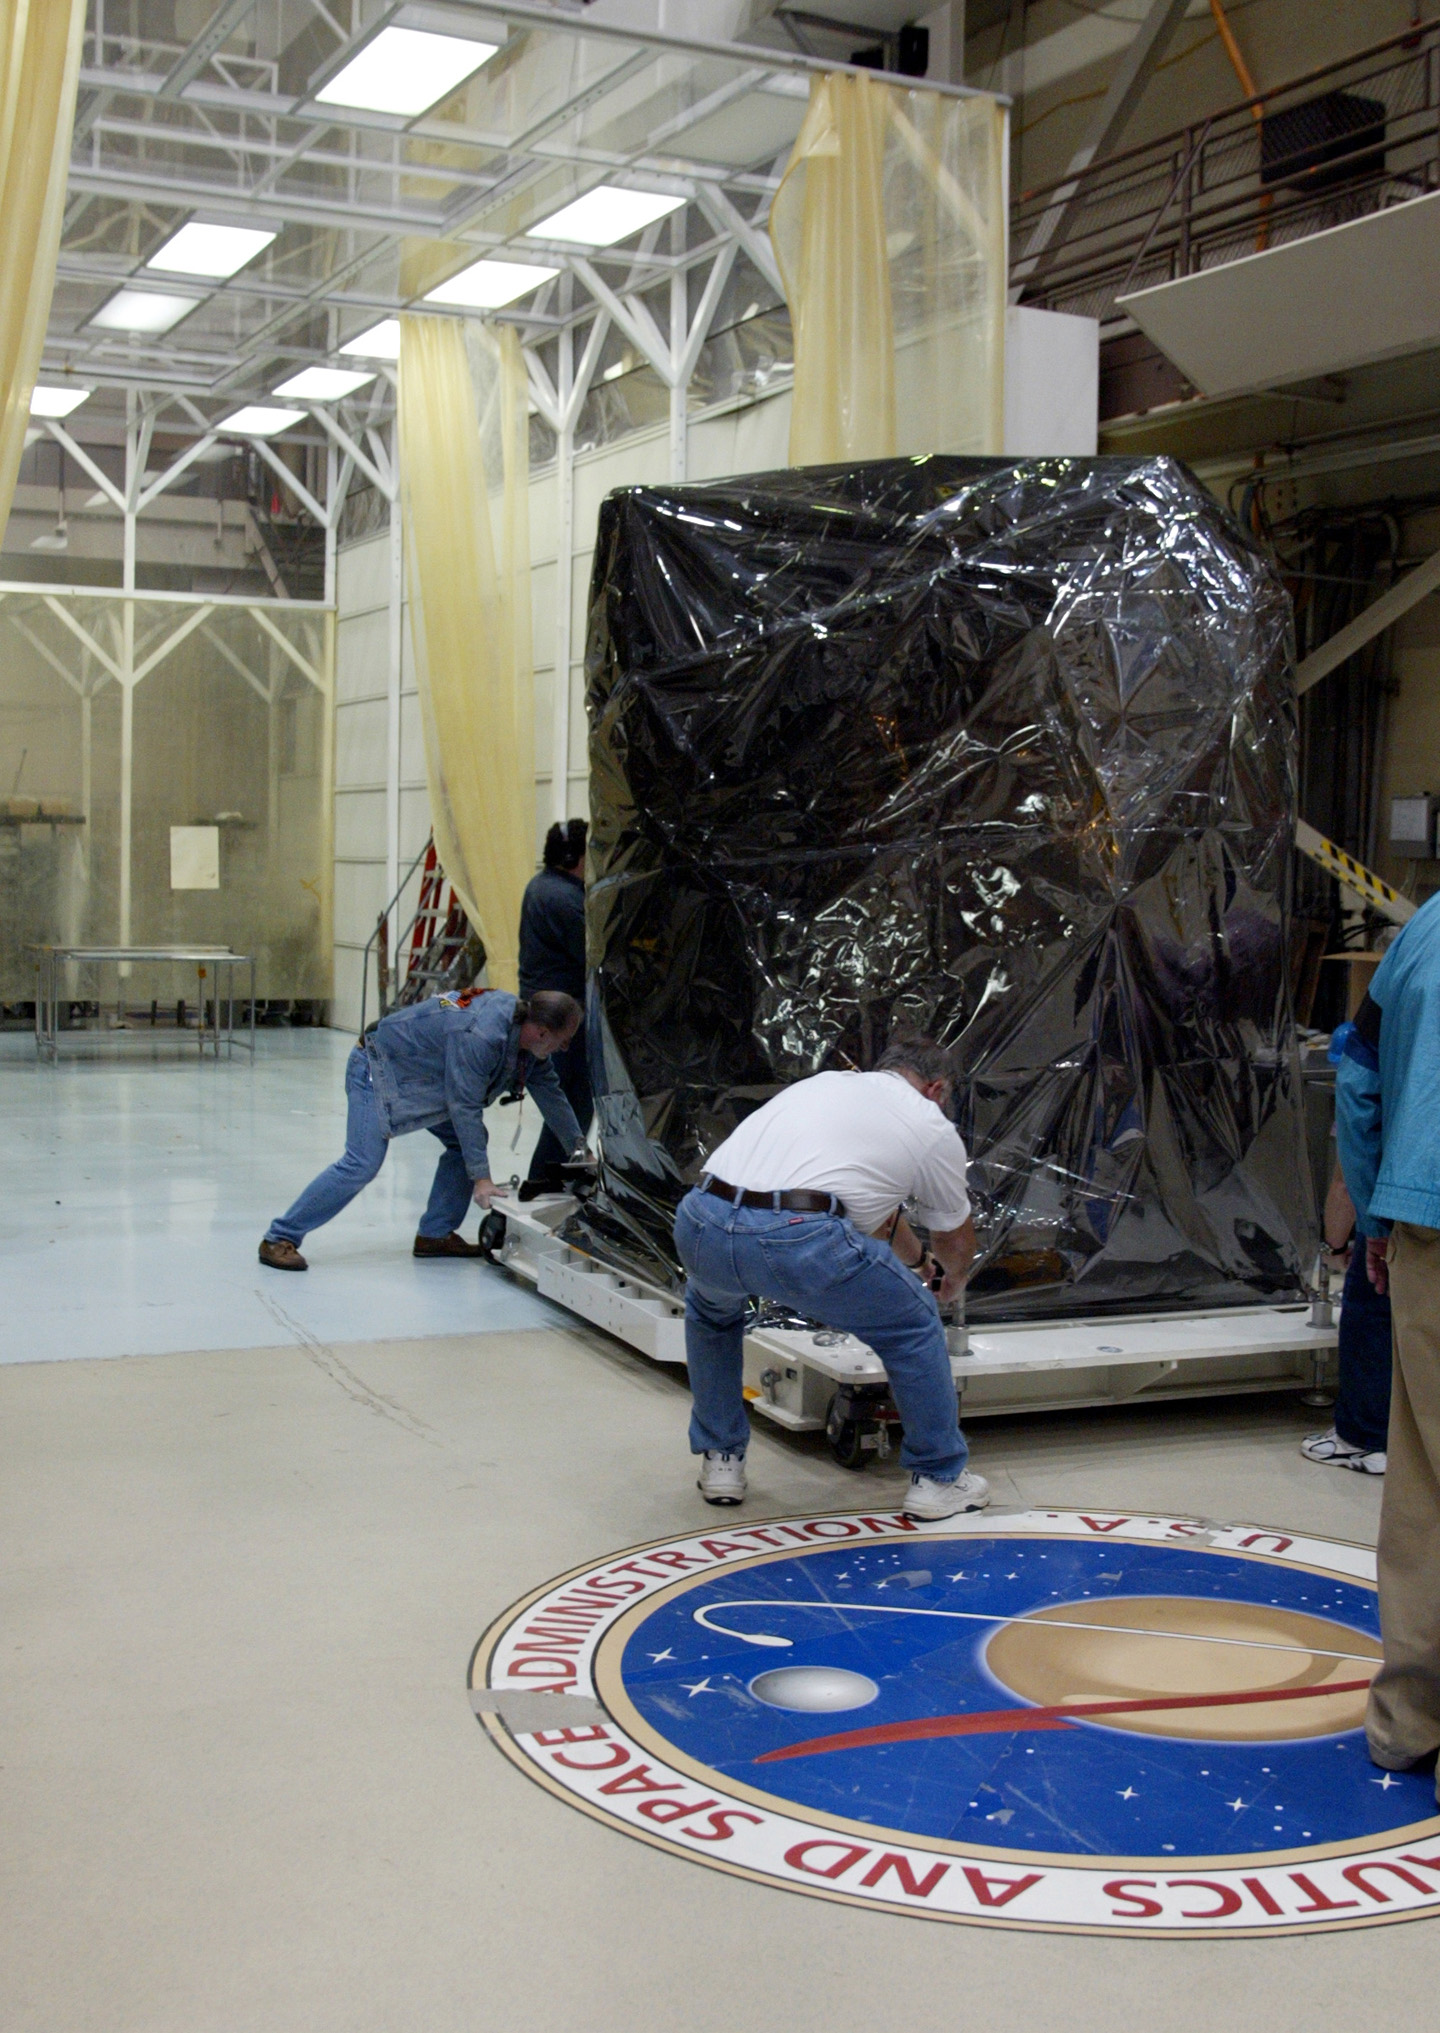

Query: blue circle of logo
615 1535 1411 1859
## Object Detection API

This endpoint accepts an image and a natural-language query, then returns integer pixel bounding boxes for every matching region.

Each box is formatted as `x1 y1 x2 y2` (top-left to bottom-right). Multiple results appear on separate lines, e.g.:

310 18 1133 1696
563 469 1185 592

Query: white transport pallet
494 1197 1338 1426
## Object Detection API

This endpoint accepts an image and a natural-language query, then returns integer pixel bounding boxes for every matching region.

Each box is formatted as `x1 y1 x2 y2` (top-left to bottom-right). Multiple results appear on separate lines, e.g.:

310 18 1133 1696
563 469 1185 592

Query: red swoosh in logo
753 1677 1377 1764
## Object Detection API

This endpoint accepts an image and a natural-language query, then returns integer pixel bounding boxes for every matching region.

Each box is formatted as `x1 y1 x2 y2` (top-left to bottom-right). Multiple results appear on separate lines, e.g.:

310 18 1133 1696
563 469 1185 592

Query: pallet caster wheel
827 1418 874 1470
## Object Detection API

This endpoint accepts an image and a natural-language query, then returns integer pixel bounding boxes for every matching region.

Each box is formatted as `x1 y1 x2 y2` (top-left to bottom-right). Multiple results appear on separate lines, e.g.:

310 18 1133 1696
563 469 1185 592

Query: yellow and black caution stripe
1295 819 1415 925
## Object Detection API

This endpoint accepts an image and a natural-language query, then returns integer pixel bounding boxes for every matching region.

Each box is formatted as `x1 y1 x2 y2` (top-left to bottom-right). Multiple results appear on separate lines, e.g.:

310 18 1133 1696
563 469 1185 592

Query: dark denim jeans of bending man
1335 1241 1394 1454
266 1045 473 1246
673 1186 967 1481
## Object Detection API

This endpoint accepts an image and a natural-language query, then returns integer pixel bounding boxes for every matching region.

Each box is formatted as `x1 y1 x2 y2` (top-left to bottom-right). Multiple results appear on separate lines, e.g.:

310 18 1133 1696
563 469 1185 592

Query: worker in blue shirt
1333 892 1440 1795
259 988 583 1270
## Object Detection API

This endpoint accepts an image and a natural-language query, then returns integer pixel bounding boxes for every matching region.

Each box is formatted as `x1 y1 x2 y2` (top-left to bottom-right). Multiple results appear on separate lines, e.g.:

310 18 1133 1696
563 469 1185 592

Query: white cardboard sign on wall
170 825 219 890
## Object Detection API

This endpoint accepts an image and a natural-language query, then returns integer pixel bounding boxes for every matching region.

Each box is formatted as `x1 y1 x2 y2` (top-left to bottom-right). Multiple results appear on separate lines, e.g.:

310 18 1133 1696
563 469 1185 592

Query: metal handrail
1011 20 1440 329
357 836 433 1041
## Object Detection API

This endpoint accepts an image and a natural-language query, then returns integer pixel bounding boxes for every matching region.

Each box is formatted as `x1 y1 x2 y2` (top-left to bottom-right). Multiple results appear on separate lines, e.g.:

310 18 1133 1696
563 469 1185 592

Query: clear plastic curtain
0 0 85 532
397 316 534 992
770 73 1007 466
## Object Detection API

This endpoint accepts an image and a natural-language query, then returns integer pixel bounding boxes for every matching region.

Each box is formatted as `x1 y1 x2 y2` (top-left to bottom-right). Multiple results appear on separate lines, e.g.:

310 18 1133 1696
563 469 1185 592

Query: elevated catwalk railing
1011 21 1440 333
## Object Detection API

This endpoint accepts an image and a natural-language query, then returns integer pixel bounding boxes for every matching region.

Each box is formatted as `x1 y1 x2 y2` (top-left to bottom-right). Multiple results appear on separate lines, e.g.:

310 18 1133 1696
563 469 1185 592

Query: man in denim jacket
1334 893 1440 1793
260 988 583 1270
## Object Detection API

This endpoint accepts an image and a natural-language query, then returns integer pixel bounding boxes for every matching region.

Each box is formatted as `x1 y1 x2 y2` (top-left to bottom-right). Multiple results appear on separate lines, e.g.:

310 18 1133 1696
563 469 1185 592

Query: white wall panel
690 391 790 479
334 856 387 946
334 787 386 861
331 944 366 1035
335 695 390 788
336 536 389 617
530 557 558 656
529 467 558 560
399 692 425 783
398 784 432 853
335 606 389 703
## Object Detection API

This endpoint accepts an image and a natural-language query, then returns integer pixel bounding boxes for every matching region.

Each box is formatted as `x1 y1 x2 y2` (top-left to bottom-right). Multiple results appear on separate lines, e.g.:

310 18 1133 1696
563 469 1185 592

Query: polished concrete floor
2 1032 1434 2031
1 1028 562 1363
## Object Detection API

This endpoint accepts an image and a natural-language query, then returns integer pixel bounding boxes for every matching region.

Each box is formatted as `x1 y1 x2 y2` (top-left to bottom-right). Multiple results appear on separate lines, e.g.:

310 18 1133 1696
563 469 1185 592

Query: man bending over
673 1036 986 1521
260 988 584 1270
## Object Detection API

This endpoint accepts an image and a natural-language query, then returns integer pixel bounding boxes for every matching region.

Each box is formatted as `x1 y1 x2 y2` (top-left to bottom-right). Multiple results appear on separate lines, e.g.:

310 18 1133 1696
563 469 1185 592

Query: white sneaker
698 1450 747 1505
1302 1428 1387 1474
904 1470 990 1520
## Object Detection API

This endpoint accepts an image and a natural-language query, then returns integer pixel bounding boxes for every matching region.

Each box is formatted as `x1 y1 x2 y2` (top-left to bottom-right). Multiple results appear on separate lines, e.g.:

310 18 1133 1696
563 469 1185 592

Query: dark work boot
413 1231 486 1259
259 1238 307 1271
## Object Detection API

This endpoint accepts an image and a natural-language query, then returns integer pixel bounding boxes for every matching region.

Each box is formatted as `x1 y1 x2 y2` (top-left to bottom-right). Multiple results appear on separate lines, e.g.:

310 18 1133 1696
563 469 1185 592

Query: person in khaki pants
1334 892 1440 1788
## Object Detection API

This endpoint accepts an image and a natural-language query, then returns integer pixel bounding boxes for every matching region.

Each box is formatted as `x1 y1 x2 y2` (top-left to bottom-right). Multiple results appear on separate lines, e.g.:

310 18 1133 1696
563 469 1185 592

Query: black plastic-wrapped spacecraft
572 455 1314 1322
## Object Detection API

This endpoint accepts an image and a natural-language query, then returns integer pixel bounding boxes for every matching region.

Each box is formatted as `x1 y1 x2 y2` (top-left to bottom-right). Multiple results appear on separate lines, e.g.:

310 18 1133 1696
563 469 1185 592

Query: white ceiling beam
132 604 216 684
692 185 783 299
525 351 562 432
136 435 223 512
305 407 393 500
1296 544 1440 695
364 428 394 496
561 312 613 434
678 242 739 386
42 423 125 511
571 259 674 383
247 435 329 528
251 605 327 691
63 163 441 237
7 615 88 696
42 597 123 681
159 0 262 99
201 621 272 703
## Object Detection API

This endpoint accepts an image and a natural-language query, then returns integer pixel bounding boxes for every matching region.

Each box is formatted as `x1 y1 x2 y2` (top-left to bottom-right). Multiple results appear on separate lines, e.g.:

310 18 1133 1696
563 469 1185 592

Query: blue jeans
673 1187 967 1480
1336 1242 1393 1454
266 1045 473 1246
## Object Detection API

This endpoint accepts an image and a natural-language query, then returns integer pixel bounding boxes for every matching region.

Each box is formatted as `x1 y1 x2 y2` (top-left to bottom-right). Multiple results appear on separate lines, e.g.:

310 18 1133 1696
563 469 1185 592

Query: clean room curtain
770 73 1007 466
770 71 894 465
398 315 534 993
0 0 86 534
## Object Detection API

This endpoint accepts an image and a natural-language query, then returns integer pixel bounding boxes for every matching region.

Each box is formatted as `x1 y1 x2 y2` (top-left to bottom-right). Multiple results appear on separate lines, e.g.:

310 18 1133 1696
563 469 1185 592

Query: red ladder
389 835 485 1010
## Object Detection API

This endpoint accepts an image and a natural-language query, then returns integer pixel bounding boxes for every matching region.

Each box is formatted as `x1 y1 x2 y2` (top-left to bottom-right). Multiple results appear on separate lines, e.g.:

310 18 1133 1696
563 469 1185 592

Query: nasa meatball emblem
468 1508 1440 1936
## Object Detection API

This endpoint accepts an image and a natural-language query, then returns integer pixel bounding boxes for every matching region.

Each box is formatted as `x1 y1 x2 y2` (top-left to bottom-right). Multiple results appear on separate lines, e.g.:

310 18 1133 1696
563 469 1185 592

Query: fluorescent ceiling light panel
529 186 684 247
273 366 375 400
340 319 401 360
423 258 558 309
89 289 202 333
218 406 305 438
29 384 91 418
315 26 498 118
147 222 276 278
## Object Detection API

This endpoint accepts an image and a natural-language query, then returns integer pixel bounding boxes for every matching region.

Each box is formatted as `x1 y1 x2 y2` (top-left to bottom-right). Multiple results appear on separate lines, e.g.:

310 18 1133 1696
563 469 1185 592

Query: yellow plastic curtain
398 316 534 992
770 73 1007 466
0 0 86 534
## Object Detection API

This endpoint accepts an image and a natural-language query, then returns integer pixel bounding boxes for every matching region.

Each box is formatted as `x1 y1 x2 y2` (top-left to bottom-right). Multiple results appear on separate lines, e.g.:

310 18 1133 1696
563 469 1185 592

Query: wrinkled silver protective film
569 456 1315 1322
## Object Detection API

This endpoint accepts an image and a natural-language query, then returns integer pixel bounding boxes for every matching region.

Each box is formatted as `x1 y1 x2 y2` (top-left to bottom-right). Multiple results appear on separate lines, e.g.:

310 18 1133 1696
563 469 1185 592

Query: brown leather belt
703 1177 846 1219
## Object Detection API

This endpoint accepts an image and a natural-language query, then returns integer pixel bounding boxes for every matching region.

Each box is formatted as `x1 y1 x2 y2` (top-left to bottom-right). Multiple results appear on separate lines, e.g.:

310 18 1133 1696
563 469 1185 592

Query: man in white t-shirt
673 1036 987 1521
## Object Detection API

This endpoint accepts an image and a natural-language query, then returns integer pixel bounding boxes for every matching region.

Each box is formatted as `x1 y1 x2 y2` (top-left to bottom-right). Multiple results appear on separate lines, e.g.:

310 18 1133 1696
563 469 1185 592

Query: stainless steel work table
32 946 257 1058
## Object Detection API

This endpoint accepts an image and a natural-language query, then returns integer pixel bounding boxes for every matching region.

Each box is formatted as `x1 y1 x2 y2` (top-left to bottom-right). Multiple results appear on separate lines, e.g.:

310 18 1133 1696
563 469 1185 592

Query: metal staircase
359 833 486 1036
393 838 485 1008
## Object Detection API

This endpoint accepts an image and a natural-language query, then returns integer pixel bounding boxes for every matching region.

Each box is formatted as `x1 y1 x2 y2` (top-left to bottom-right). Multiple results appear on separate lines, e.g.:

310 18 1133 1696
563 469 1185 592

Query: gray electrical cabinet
1390 793 1439 858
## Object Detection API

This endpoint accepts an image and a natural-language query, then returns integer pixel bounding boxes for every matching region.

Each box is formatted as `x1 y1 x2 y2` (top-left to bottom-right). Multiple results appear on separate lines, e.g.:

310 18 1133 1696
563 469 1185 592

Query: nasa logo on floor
469 1507 1440 1937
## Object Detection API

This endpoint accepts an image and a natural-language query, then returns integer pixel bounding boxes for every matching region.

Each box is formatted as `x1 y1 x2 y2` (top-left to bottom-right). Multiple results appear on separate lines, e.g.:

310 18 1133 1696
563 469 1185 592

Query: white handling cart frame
493 1197 1339 1462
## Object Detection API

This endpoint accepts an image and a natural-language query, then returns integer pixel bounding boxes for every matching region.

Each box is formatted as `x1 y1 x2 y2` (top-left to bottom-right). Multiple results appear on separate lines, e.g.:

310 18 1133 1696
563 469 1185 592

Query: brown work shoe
413 1230 485 1259
259 1237 307 1271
